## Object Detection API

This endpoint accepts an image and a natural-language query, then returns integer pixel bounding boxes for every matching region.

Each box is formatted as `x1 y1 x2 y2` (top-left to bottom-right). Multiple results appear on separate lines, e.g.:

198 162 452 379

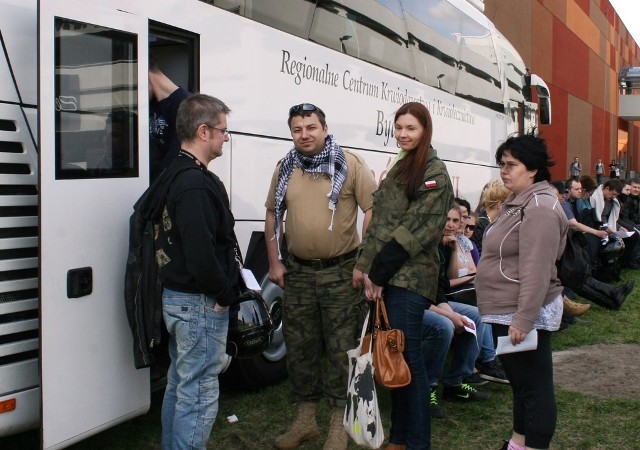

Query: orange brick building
485 0 640 181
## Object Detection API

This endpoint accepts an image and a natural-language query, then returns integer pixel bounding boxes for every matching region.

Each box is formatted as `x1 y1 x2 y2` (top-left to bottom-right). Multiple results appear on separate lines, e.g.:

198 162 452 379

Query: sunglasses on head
289 103 324 117
465 224 476 231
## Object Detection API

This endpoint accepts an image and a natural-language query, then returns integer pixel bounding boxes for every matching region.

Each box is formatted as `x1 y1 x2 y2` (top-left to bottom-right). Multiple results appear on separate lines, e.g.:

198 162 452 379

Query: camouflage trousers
283 255 365 407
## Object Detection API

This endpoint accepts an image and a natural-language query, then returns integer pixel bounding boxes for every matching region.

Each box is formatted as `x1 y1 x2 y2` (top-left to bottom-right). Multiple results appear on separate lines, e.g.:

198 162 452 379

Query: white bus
0 0 551 447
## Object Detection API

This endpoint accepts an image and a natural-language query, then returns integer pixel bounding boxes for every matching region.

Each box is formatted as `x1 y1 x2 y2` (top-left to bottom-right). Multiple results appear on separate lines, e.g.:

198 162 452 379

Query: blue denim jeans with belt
161 288 229 450
385 285 431 450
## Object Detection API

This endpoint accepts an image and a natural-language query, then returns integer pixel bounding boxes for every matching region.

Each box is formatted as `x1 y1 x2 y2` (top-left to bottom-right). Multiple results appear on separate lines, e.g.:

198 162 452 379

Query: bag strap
375 297 392 332
359 310 373 353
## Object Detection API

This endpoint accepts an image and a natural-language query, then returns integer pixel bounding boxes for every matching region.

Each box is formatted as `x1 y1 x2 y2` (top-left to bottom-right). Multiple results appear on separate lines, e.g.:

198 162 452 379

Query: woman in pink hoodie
475 135 568 450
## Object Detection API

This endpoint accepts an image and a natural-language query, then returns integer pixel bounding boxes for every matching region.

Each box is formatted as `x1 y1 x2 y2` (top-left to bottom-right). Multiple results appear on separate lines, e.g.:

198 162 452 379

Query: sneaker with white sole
477 359 509 385
463 372 489 386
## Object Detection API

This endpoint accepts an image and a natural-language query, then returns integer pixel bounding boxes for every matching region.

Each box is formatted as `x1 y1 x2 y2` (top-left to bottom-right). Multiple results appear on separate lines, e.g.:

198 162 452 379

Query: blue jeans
422 302 481 386
479 321 496 363
385 285 430 450
161 288 229 450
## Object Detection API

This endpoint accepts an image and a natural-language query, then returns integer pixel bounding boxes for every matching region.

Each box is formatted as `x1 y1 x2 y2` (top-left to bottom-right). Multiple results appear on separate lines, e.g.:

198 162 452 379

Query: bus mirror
539 97 551 125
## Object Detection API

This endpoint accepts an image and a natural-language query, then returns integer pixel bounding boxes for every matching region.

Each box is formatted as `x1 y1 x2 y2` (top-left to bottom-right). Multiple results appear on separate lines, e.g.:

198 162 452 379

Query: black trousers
574 275 620 309
492 324 556 449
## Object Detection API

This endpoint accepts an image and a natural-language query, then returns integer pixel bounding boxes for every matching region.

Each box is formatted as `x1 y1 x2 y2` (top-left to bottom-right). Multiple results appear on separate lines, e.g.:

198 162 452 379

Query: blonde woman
472 180 510 254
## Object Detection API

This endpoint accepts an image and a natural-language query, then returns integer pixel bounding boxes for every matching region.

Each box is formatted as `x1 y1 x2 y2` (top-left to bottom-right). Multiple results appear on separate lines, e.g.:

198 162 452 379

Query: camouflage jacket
356 147 454 301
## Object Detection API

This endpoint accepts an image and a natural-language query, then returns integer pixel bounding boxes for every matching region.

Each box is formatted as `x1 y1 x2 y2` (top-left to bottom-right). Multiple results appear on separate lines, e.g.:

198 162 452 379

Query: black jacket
156 155 238 305
124 162 196 368
618 193 640 230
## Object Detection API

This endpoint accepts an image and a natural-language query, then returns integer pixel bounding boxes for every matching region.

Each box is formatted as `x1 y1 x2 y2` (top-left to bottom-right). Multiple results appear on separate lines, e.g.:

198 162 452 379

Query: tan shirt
265 150 376 260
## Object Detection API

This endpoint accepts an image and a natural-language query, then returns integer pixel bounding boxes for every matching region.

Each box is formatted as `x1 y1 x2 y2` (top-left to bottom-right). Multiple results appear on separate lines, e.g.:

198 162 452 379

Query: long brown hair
392 102 433 201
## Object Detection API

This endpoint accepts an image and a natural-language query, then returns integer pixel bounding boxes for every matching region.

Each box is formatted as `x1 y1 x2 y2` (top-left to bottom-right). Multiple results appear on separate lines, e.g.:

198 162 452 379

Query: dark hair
550 180 565 194
393 102 433 201
630 178 640 185
579 175 597 192
495 134 554 182
454 197 471 213
564 178 579 191
604 179 624 193
287 103 327 128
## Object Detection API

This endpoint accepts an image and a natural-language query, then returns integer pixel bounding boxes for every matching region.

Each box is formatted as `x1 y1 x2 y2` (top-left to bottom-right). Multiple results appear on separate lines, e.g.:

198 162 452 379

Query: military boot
323 408 348 450
275 402 319 450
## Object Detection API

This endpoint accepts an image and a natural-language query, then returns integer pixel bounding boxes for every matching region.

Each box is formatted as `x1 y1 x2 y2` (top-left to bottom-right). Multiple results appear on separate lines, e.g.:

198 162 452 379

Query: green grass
3 272 640 449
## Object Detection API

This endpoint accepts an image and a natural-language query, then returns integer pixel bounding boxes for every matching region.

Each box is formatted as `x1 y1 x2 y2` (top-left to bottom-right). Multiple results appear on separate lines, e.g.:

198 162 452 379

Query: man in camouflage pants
264 103 376 450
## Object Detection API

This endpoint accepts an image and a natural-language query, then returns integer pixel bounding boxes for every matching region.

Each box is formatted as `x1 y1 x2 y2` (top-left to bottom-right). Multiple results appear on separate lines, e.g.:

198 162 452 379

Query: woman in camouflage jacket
356 102 454 450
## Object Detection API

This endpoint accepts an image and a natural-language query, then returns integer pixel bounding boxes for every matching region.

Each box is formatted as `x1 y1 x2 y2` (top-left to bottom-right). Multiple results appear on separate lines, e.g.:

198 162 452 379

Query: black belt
292 248 358 270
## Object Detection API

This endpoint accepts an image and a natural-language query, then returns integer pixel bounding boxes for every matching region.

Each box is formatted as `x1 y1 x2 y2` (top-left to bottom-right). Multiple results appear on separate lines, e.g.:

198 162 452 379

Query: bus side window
404 0 461 94
211 0 315 39
310 0 414 79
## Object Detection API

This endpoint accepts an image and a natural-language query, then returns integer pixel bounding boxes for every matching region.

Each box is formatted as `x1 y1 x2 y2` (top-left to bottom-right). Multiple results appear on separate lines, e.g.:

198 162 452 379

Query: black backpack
556 228 590 289
519 193 589 290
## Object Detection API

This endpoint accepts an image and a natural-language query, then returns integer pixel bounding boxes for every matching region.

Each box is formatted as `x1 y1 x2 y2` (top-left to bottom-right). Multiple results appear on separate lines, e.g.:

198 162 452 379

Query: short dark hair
550 180 565 194
495 134 555 183
603 179 624 193
454 197 471 213
287 103 326 129
564 178 579 191
579 175 597 192
630 178 640 185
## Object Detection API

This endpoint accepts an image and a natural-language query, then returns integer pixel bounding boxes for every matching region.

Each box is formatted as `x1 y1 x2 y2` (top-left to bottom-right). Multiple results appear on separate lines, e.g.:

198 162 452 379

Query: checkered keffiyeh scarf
272 134 348 252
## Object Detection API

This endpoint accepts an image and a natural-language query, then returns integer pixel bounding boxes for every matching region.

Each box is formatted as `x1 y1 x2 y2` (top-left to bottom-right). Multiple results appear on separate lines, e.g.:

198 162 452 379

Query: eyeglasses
289 103 324 117
204 123 230 137
465 224 476 231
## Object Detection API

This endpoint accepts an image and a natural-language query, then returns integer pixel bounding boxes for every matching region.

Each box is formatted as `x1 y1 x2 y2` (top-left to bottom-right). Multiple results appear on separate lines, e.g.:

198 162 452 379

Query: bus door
38 1 149 448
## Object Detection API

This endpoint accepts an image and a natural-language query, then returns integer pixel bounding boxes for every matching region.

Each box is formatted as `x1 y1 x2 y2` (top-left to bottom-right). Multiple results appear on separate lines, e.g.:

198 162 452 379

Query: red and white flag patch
424 180 437 189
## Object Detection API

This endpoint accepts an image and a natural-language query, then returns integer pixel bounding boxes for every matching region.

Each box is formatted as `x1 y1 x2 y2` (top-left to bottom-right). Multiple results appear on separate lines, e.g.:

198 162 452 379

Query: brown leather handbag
361 297 411 389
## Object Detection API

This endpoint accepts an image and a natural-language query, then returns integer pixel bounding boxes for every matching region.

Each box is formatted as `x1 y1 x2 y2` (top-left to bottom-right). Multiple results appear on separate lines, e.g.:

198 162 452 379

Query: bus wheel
221 277 287 390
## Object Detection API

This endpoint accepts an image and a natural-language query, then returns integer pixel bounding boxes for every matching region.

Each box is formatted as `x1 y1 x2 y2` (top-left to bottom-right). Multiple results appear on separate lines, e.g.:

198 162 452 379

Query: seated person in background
563 178 608 241
465 212 480 266
424 206 490 419
549 181 634 311
616 179 640 269
471 180 510 255
455 198 480 266
590 179 635 279
628 178 640 226
439 206 507 384
442 204 477 304
621 179 631 195
590 179 623 233
580 174 597 190
624 178 640 262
